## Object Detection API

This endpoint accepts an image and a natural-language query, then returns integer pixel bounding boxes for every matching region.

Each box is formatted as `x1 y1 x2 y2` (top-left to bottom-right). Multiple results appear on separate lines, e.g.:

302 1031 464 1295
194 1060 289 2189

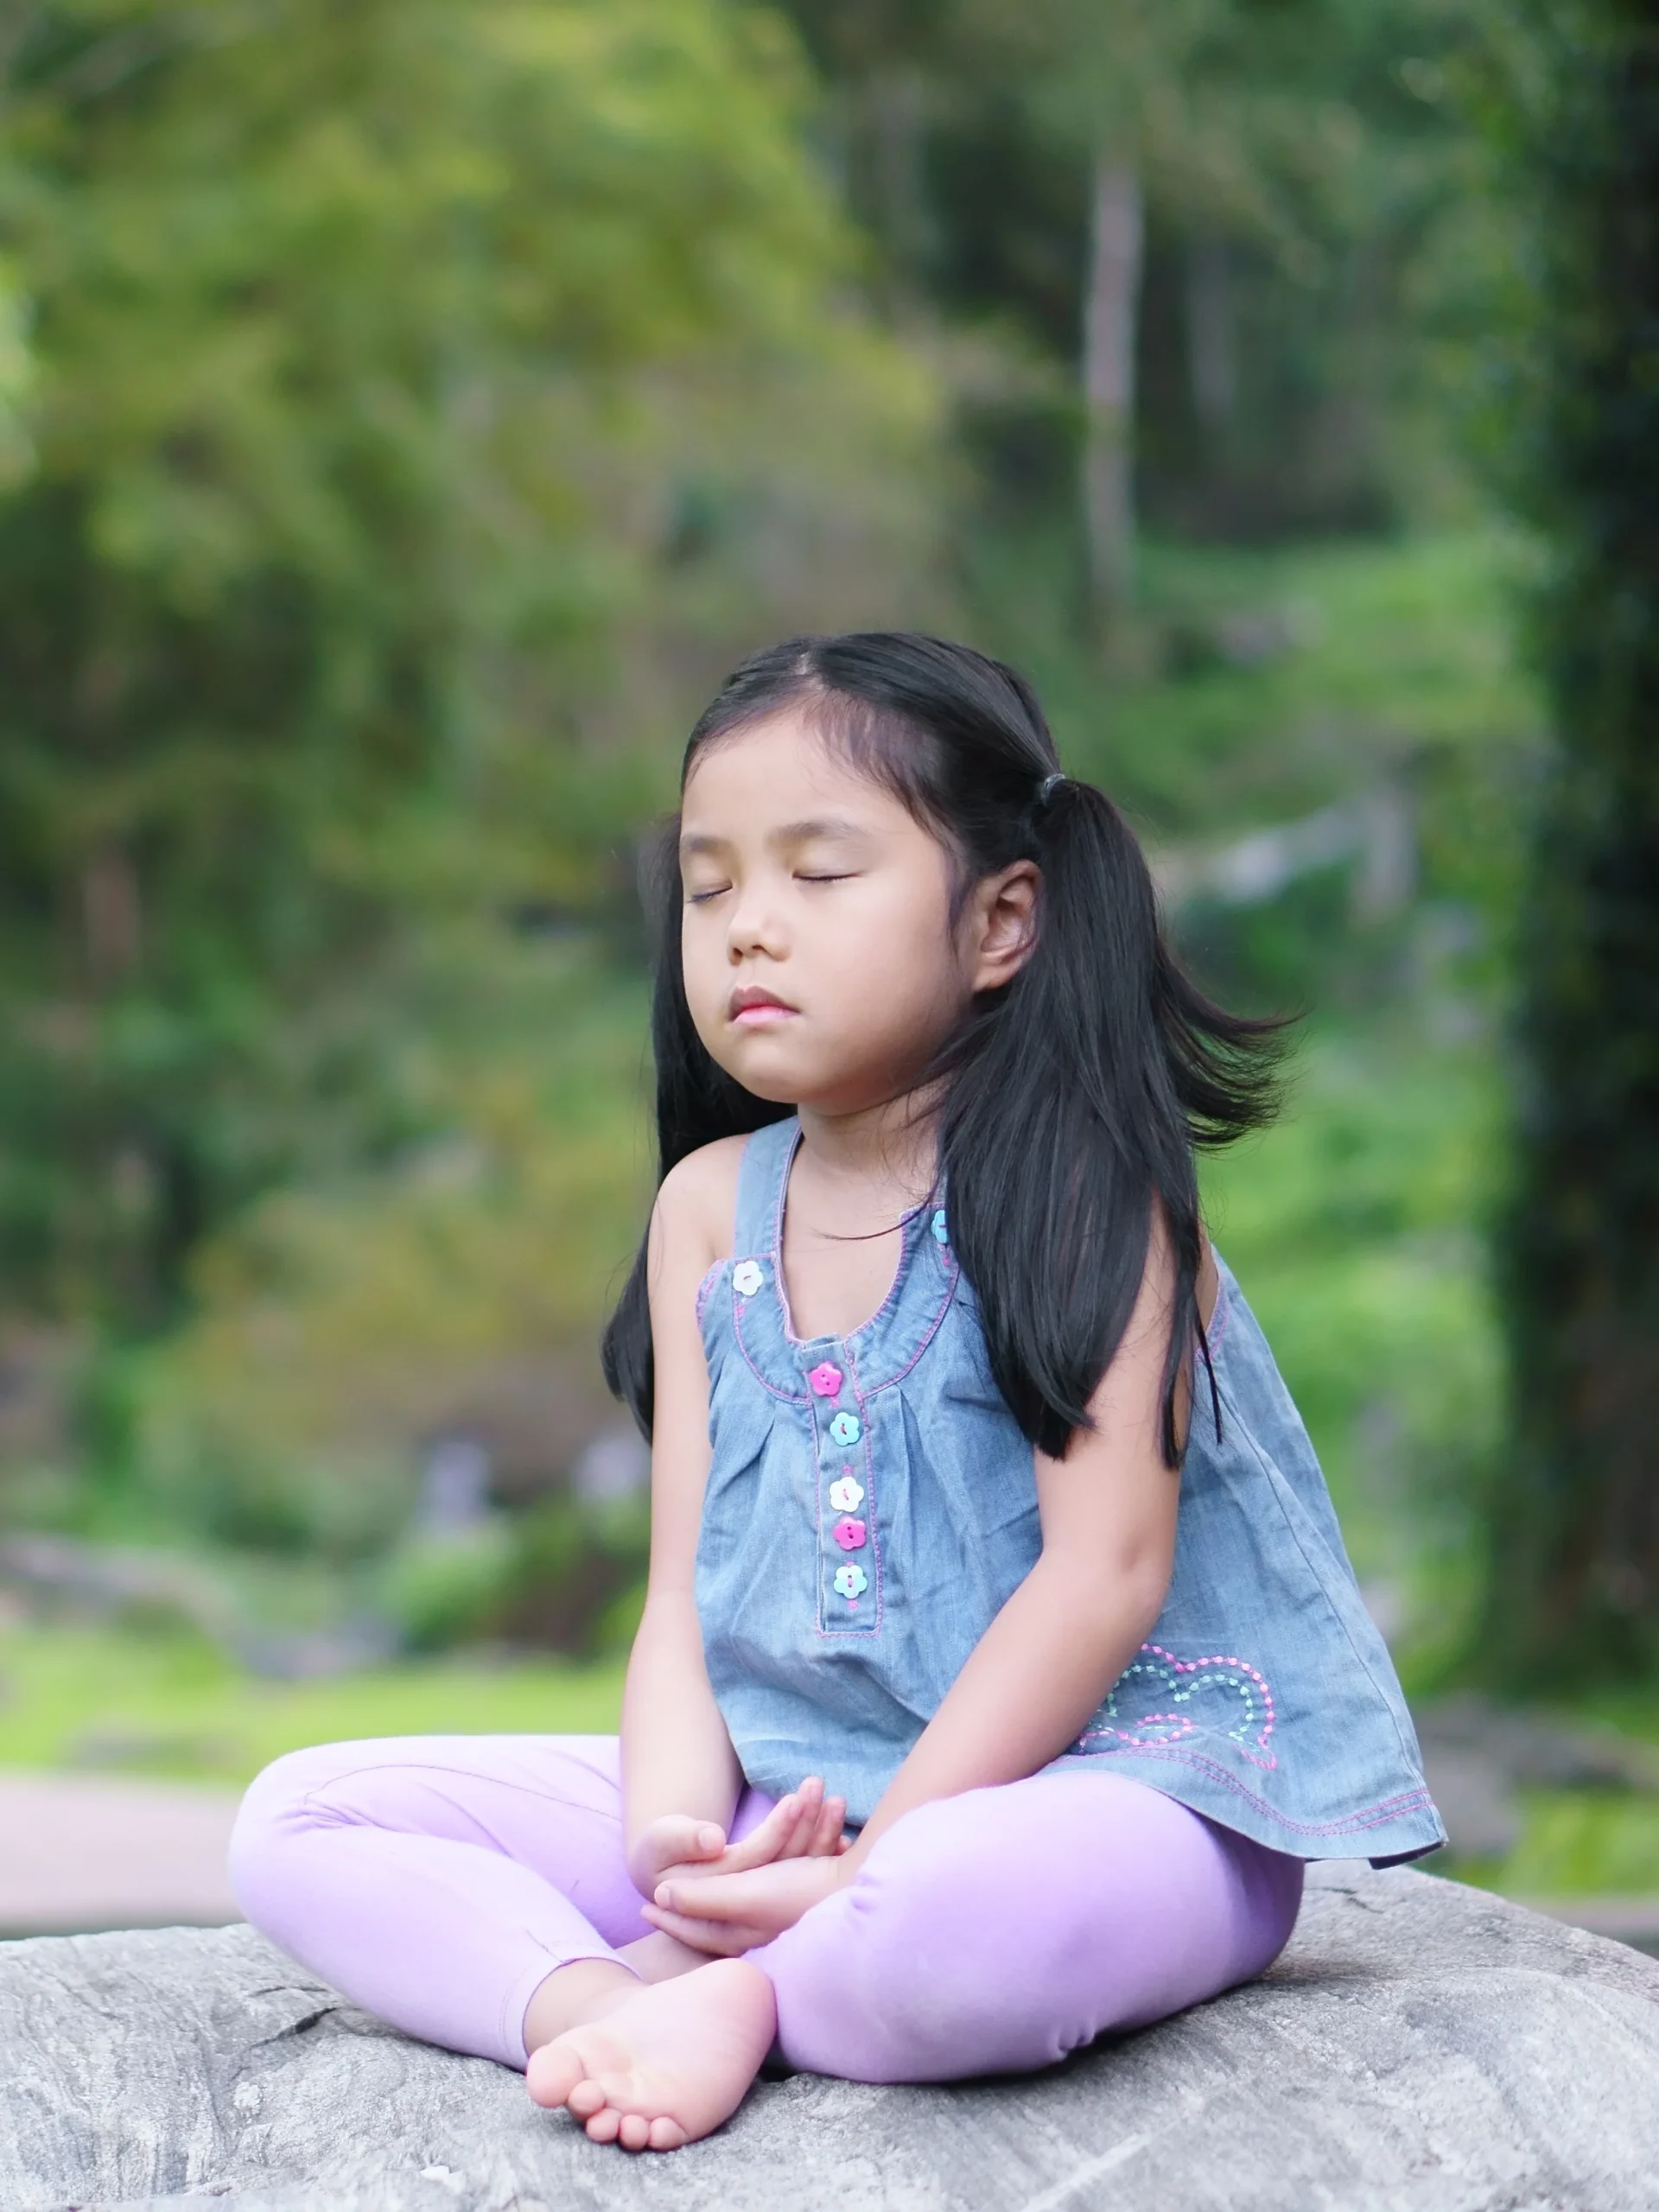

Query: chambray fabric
696 1117 1446 1866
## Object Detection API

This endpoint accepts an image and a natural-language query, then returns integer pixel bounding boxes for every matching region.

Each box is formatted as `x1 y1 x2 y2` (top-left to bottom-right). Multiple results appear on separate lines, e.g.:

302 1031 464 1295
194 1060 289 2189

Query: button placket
810 1357 877 1630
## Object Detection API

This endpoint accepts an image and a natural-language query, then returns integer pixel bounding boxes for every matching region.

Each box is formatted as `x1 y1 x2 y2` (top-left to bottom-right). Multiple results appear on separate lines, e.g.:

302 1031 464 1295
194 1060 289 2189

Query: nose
725 876 786 963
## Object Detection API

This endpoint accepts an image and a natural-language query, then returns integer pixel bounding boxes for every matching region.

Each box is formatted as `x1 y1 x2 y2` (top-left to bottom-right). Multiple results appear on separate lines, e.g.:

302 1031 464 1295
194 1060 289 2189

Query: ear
967 861 1040 995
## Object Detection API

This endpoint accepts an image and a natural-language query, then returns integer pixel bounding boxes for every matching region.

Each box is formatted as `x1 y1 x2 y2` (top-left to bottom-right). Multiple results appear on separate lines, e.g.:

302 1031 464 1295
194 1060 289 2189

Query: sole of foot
525 1957 776 2152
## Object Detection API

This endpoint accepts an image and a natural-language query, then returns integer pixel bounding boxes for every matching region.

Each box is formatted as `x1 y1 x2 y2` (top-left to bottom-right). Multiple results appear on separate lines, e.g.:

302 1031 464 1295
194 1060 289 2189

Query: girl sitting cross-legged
231 632 1444 2152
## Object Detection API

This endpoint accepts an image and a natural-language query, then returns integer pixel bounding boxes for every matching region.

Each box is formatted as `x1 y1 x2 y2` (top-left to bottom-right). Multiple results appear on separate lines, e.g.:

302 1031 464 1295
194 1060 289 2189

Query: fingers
634 1815 726 1891
667 1815 727 1862
696 1780 846 1876
653 1872 741 1920
722 1796 794 1871
809 1793 846 1857
773 1777 823 1859
640 1902 759 1955
718 1787 807 1872
777 1779 844 1859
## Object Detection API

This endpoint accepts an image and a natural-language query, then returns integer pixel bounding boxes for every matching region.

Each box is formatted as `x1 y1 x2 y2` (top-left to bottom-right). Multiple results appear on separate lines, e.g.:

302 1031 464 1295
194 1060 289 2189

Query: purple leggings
230 1735 1303 2083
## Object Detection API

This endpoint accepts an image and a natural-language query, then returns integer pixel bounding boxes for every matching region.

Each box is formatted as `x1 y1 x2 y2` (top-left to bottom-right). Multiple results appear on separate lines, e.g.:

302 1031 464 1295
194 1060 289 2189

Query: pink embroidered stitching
867 1264 957 1394
1068 1743 1437 1840
1079 1642 1277 1770
730 1298 809 1404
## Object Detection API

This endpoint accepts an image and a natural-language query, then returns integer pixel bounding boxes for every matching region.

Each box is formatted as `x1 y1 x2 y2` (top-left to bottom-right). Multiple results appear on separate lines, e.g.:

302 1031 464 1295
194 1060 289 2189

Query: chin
714 1043 805 1104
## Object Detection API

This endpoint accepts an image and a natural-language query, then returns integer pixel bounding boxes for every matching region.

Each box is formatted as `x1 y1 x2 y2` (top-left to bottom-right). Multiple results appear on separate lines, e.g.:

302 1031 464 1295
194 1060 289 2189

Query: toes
618 2113 651 2152
566 2077 607 2119
648 2116 688 2152
584 2106 622 2144
525 2044 582 2110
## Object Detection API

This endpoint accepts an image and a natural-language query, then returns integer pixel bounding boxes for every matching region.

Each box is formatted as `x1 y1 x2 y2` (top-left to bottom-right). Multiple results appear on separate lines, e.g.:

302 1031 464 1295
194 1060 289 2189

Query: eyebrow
679 816 872 860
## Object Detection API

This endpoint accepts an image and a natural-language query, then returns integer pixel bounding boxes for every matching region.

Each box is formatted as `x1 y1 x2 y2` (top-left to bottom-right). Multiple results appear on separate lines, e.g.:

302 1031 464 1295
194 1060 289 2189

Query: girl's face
678 712 1036 1117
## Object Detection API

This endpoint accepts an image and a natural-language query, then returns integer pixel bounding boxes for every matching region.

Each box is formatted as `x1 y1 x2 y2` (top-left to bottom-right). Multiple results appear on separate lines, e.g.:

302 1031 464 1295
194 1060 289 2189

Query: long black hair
602 632 1287 1466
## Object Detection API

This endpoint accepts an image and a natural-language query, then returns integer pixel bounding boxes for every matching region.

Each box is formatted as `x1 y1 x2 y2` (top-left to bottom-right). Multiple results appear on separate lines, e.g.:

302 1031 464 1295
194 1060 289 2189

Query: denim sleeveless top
694 1118 1445 1866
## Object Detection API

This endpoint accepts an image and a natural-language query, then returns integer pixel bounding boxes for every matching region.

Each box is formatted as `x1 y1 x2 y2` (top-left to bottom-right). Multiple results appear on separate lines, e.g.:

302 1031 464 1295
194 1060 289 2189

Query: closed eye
685 885 731 905
797 872 855 885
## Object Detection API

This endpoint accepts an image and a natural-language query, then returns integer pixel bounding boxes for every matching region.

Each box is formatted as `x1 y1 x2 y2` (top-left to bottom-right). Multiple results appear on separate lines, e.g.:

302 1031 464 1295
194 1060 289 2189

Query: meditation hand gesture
643 1850 849 1955
627 1775 847 1908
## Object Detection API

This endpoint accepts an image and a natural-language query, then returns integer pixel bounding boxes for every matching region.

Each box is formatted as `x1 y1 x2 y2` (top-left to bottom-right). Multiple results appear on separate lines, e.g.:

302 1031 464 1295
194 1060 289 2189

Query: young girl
231 633 1443 2154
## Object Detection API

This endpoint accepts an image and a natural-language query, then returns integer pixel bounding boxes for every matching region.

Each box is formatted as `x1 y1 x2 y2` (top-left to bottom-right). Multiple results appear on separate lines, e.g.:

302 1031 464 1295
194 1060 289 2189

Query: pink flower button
808 1362 843 1399
832 1516 868 1551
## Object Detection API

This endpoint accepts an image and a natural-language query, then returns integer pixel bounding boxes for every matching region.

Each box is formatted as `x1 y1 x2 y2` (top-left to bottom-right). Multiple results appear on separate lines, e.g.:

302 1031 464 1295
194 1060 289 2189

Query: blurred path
0 1773 239 1936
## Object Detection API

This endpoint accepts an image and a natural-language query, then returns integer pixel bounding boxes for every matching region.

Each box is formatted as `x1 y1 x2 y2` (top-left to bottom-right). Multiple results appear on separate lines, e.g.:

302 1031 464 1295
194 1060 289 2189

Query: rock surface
3 1865 1656 2212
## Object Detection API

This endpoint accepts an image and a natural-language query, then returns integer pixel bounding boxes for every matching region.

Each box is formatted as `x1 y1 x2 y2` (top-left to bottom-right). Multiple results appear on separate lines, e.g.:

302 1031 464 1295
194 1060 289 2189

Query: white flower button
834 1562 869 1600
828 1475 864 1512
732 1260 764 1297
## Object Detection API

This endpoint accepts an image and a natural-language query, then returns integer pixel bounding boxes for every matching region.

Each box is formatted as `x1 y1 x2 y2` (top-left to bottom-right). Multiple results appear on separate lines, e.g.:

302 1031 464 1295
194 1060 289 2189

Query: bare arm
619 1150 747 1865
620 1141 846 1894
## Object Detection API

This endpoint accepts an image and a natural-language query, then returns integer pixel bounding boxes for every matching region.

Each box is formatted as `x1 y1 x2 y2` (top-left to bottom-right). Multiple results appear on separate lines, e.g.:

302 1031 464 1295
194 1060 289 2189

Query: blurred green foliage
0 0 941 1326
118 944 652 1561
0 1621 625 1778
1479 1791 1659 1898
1204 1030 1503 1683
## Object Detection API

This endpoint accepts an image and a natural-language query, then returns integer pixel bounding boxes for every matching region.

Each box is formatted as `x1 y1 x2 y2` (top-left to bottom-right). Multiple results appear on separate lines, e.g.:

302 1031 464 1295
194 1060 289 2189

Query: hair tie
1036 772 1066 810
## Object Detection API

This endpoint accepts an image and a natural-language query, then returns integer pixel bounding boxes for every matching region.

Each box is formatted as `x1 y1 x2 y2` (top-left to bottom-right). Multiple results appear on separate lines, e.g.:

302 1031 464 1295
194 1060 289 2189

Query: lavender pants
230 1735 1303 2083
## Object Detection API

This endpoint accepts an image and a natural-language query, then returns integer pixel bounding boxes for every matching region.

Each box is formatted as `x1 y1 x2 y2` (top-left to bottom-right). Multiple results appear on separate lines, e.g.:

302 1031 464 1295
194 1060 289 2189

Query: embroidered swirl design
1077 1642 1277 1770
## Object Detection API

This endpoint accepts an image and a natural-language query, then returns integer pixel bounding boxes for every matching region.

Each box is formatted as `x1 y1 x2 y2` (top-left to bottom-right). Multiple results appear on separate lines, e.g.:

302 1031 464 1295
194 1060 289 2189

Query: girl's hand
626 1814 730 1903
641 1853 849 1956
628 1777 847 1900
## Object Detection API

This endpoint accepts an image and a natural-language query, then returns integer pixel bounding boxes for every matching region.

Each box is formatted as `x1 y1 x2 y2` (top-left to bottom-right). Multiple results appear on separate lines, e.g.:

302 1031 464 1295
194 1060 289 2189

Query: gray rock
3 1865 1656 2211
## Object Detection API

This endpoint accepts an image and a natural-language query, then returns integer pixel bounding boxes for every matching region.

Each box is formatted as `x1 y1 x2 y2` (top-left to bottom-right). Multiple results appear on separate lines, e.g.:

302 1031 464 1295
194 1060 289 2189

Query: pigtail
941 778 1286 1465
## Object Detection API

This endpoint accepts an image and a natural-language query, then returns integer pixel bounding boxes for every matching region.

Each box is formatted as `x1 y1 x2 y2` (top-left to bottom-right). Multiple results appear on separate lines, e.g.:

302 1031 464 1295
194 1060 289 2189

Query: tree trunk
868 66 932 302
1484 2 1659 1689
1082 154 1143 635
1185 231 1236 437
79 849 142 982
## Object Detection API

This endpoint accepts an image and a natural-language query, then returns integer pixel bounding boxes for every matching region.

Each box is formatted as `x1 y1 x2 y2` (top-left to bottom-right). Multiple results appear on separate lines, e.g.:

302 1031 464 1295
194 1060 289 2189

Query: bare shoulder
1198 1225 1219 1332
654 1135 749 1269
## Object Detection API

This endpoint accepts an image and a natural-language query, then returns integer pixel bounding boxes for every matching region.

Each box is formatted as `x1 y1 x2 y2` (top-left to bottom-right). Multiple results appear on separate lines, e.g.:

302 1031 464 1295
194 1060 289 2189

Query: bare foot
525 1958 775 2152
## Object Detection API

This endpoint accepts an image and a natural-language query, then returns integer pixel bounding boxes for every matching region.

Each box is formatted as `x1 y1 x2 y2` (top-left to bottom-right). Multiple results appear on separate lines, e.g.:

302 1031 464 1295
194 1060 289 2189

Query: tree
0 0 934 1328
1483 0 1659 1687
781 0 1483 632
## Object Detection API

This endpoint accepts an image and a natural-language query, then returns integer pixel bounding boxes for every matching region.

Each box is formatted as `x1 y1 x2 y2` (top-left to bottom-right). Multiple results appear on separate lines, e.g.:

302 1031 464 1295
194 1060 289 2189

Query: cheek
829 887 966 1018
680 920 728 1039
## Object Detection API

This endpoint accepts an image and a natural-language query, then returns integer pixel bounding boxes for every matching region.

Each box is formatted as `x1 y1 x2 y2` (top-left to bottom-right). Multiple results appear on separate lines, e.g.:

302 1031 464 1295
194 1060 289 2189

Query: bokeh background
1 0 1656 1932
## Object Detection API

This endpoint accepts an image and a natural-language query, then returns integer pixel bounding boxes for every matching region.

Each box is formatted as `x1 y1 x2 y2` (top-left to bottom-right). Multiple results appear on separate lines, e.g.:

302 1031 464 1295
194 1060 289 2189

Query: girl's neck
793 1087 939 1217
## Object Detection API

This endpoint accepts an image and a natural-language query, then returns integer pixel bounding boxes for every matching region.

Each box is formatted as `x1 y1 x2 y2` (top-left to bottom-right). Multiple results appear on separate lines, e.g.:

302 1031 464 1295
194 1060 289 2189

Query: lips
728 985 797 1027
